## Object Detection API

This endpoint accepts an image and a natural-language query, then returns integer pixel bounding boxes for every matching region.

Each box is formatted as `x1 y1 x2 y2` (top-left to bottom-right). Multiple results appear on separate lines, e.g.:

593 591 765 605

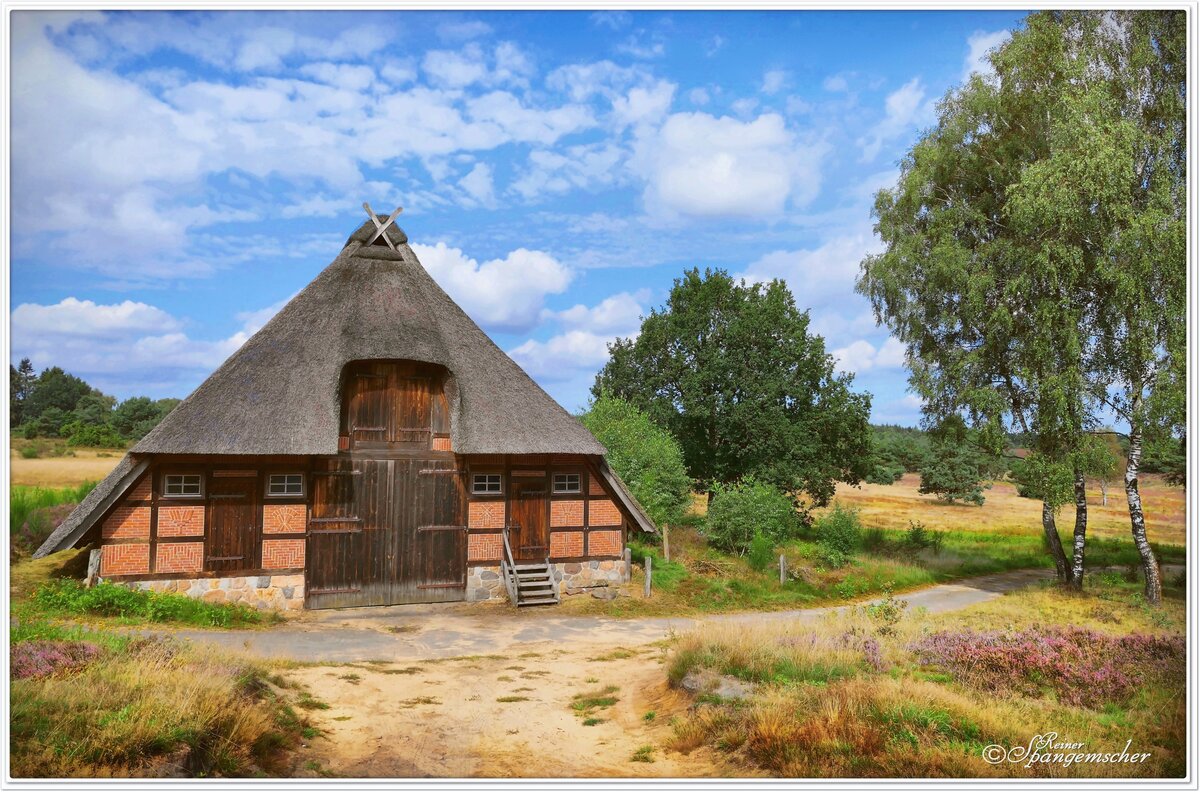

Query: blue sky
9 9 1026 424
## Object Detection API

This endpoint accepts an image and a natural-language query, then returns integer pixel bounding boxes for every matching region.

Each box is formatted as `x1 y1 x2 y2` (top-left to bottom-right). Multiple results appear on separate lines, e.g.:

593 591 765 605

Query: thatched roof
33 219 658 559
133 219 605 457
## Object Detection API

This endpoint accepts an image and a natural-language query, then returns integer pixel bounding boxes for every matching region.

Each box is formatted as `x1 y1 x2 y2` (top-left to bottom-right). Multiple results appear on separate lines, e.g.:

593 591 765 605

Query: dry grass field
10 438 124 488
824 473 1185 547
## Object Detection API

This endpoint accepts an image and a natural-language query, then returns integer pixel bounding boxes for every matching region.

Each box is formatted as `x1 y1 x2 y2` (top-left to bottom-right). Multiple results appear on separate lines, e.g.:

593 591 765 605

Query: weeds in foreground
10 627 313 777
570 685 620 717
32 579 270 628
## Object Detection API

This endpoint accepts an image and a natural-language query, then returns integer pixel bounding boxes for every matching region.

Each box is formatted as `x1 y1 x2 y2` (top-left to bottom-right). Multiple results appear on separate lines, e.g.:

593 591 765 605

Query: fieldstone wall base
553 560 626 594
466 565 505 601
122 574 306 610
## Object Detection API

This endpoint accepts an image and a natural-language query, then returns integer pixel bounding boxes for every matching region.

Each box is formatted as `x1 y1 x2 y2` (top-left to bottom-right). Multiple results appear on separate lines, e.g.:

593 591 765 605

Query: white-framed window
552 473 581 494
267 473 305 497
472 473 502 495
163 473 203 498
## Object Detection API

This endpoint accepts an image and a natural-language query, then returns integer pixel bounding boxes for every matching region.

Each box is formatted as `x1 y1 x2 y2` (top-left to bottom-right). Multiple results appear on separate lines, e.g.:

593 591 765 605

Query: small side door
206 477 259 573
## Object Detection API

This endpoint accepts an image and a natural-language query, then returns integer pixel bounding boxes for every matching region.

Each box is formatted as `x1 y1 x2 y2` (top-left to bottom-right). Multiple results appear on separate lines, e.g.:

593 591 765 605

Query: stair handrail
545 553 559 602
500 524 518 604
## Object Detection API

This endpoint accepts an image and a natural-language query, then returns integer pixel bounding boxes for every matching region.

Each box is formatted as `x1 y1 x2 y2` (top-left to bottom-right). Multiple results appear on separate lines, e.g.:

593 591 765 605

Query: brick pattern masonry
263 504 307 534
588 499 621 527
157 505 205 537
262 539 305 569
550 530 583 558
102 506 151 539
468 500 504 530
155 541 203 574
550 500 583 527
468 532 502 562
587 529 622 557
100 543 149 576
129 477 152 500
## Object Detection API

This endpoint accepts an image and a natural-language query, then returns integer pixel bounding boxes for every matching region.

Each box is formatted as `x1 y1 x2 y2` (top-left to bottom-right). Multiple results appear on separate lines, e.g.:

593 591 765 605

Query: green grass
29 578 270 628
10 482 98 552
571 685 620 716
496 695 530 703
630 745 656 763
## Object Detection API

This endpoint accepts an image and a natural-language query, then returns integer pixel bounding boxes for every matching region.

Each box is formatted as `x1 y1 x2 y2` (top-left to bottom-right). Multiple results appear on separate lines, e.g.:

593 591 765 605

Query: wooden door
306 459 391 609
510 479 549 562
391 458 466 604
206 478 258 573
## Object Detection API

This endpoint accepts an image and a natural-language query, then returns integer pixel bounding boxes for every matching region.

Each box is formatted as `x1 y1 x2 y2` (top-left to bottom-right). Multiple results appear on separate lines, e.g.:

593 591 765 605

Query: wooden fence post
779 554 786 586
624 547 632 582
86 549 101 588
662 524 670 562
644 555 652 598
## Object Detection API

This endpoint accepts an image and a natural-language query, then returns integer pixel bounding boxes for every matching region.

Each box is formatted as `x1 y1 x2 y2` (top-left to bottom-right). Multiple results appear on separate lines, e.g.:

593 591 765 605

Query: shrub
11 640 103 679
865 462 904 485
705 478 801 555
19 445 40 459
815 503 861 568
62 421 126 448
33 579 265 628
579 395 692 530
746 532 775 572
918 442 989 505
910 626 1185 708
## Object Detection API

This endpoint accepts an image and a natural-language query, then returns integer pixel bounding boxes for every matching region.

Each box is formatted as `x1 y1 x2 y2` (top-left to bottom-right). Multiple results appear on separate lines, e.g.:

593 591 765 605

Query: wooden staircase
501 528 560 607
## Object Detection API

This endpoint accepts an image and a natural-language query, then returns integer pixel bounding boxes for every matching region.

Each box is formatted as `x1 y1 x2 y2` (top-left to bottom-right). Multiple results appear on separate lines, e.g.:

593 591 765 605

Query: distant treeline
9 359 180 448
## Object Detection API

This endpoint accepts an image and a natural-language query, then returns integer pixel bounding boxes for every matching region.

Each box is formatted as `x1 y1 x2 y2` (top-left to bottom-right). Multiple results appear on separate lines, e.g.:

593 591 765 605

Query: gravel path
153 567 1054 663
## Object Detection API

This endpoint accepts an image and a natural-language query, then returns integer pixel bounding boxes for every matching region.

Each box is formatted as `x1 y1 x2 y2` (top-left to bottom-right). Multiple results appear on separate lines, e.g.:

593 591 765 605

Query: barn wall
93 460 309 607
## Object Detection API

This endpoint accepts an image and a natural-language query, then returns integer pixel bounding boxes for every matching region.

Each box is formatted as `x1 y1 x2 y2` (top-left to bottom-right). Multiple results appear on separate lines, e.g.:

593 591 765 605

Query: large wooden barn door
392 458 467 604
306 457 466 609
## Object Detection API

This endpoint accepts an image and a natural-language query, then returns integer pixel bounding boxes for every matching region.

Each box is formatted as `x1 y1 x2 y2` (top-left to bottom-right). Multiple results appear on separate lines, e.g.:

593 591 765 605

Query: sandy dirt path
239 568 1053 778
287 642 744 778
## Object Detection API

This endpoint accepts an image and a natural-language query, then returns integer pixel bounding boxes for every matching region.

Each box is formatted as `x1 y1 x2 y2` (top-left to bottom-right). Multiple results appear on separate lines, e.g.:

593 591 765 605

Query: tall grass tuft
10 483 98 548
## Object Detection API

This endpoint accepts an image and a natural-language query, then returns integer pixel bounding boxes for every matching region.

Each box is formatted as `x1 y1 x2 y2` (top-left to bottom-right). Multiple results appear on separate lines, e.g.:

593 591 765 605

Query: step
517 595 560 606
516 572 551 582
513 563 551 571
518 581 553 591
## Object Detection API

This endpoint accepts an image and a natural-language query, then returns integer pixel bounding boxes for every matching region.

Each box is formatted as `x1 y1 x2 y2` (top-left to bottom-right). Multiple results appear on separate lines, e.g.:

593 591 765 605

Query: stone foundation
553 560 626 594
466 560 627 602
466 565 504 601
123 574 306 610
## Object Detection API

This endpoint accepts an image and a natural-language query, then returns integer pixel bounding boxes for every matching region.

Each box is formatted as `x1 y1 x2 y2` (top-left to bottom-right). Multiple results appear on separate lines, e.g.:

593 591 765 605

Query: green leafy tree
594 268 871 507
10 358 35 428
705 477 802 555
71 393 117 426
24 367 93 422
111 396 179 440
857 11 1184 601
579 394 692 530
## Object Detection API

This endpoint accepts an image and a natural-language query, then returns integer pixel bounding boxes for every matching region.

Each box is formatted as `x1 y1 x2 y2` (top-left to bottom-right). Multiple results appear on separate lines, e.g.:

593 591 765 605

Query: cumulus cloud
831 336 906 374
761 69 789 95
459 162 497 207
9 295 290 396
510 291 647 382
962 29 1010 82
633 112 825 219
857 77 935 162
411 242 573 333
739 224 882 306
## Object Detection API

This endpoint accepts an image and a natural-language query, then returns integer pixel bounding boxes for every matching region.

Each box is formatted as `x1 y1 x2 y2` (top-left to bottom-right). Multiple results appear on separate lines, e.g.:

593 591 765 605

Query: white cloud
508 331 615 381
590 11 631 30
458 162 497 207
823 74 850 92
962 29 1010 82
11 298 180 338
688 87 710 106
545 291 647 335
411 242 573 332
857 77 935 162
435 19 493 42
633 112 825 219
831 336 907 374
298 62 376 92
616 31 666 59
9 295 292 396
509 291 647 382
612 80 676 128
510 142 625 200
761 69 789 95
422 45 489 88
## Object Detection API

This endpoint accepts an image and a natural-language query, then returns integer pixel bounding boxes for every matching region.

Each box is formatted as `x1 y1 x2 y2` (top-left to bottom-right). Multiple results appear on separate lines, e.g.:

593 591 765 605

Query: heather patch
910 627 1184 708
11 640 103 679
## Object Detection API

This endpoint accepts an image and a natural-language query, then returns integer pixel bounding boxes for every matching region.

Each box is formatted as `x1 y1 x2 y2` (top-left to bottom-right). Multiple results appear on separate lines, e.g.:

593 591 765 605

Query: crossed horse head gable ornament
362 202 404 251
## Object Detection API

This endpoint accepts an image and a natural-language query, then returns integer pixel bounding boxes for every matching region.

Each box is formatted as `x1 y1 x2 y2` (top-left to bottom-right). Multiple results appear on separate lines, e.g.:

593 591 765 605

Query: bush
918 443 988 505
62 421 126 448
746 532 775 572
33 579 265 628
579 395 692 530
11 640 103 679
19 445 39 459
705 478 802 555
815 503 861 568
865 463 904 485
